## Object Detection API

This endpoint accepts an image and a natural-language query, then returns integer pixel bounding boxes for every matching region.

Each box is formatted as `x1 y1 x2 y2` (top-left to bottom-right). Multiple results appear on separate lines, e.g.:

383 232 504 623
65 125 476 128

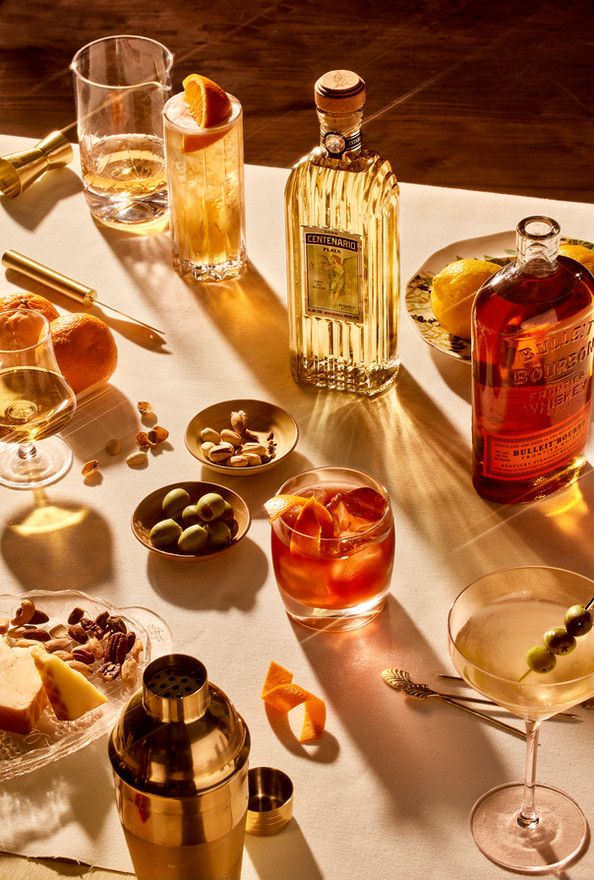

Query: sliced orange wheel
262 661 326 743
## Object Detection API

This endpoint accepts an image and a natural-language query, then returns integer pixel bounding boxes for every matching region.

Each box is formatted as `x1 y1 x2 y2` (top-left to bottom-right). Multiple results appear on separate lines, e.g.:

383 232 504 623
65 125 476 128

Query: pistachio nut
244 453 263 466
208 442 234 462
241 442 267 457
229 454 249 467
220 428 242 447
200 427 221 444
105 438 121 456
127 450 149 468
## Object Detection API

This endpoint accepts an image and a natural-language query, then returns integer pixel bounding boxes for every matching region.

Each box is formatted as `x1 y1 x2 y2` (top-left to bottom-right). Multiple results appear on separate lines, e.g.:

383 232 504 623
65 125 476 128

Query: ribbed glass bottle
285 70 399 397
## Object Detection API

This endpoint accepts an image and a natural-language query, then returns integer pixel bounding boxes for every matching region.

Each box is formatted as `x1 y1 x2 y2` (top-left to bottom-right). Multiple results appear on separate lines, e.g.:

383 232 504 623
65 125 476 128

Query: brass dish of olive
132 481 250 562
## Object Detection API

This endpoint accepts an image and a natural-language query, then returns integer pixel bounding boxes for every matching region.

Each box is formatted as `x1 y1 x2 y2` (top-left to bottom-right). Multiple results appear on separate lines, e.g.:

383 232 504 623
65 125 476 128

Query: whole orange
0 291 59 322
51 312 118 394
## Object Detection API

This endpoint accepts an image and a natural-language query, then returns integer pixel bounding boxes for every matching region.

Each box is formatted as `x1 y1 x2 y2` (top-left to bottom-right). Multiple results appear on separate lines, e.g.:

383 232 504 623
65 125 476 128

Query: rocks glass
269 466 395 631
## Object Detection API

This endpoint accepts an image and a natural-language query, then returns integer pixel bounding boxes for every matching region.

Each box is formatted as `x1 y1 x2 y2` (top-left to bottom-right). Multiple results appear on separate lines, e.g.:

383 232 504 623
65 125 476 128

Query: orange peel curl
261 661 326 743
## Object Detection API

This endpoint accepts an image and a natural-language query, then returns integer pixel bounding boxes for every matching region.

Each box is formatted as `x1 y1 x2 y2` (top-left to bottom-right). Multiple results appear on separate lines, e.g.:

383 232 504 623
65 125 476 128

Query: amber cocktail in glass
163 90 246 282
268 466 394 631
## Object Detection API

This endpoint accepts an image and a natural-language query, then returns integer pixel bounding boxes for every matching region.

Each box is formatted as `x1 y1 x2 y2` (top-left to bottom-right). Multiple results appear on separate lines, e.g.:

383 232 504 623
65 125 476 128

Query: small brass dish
185 399 298 477
131 480 250 562
246 766 294 836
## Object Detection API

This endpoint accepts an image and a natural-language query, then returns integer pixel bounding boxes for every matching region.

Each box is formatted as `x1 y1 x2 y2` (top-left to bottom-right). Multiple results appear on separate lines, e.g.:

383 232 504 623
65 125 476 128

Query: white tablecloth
1 134 594 880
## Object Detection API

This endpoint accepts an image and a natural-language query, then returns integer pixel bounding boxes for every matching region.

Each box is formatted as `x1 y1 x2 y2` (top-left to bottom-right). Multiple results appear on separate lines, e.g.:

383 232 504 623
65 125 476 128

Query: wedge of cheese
0 639 47 734
32 649 107 721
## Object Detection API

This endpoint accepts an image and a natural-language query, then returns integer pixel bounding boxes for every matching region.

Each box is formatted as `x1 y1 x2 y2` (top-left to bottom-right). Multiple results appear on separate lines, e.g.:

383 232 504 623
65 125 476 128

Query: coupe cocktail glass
0 309 76 488
448 566 594 874
269 466 394 631
163 90 247 282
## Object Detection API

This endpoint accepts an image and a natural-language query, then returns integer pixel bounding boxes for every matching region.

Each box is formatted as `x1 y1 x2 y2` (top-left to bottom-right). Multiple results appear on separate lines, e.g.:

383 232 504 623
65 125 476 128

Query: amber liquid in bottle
472 216 594 504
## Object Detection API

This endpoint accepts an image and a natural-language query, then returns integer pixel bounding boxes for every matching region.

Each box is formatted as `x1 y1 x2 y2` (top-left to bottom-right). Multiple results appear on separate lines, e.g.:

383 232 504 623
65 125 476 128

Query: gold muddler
2 250 164 336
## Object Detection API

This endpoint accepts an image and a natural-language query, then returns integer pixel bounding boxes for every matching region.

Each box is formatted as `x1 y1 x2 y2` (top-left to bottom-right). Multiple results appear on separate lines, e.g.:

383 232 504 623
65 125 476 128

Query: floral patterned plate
0 589 171 781
405 232 594 362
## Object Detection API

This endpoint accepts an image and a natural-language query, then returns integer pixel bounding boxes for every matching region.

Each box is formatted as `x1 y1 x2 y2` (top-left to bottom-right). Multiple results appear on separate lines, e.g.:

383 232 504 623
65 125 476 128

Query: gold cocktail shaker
109 654 250 880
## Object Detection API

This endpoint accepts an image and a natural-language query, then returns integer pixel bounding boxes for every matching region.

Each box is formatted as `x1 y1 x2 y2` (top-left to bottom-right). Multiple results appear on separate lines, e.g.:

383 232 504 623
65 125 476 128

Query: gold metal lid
314 70 366 113
109 654 250 795
246 766 294 836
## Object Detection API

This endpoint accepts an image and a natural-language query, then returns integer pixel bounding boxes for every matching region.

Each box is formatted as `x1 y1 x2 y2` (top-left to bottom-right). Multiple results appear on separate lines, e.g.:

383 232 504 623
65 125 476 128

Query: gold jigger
0 131 73 198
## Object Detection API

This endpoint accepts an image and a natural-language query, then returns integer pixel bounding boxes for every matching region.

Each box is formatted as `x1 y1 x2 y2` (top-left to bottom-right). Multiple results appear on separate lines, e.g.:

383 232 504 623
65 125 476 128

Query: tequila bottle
285 70 399 396
472 216 594 503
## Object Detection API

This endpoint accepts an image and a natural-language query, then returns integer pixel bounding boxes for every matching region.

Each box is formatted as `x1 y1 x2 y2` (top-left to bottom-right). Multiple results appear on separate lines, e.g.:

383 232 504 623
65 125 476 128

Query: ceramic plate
405 233 594 362
185 399 298 476
132 480 251 561
0 589 171 781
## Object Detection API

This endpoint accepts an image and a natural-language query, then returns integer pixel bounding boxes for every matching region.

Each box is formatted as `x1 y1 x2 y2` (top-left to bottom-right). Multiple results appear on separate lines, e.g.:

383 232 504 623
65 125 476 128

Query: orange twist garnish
261 661 326 743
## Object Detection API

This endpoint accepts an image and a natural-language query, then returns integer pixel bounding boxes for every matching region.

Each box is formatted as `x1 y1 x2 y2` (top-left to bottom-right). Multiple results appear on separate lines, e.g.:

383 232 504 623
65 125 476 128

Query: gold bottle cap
314 70 366 113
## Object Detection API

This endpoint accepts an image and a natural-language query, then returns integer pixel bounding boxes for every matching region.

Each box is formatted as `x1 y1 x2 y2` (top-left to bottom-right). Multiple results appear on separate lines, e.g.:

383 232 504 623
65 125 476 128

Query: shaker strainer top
109 654 250 794
143 655 209 723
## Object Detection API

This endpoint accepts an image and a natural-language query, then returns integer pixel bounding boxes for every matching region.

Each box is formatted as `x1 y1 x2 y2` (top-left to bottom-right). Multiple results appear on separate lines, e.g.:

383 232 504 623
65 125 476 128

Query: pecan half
108 631 132 665
67 607 85 625
71 647 95 665
68 623 89 644
106 615 127 634
98 661 121 682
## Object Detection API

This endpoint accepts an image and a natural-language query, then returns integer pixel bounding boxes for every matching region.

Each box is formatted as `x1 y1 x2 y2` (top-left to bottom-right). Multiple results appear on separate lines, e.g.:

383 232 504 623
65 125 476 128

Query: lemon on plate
558 244 594 275
431 258 501 339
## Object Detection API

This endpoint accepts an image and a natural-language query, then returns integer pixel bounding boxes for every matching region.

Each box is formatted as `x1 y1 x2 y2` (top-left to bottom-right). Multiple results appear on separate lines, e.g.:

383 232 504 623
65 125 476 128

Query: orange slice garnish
262 661 326 743
183 74 232 128
264 493 309 521
182 74 233 153
290 497 335 555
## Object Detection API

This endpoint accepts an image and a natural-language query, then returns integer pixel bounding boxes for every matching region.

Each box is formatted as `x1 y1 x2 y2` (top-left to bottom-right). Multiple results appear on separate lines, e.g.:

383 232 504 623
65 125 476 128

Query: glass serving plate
405 233 594 362
0 589 171 781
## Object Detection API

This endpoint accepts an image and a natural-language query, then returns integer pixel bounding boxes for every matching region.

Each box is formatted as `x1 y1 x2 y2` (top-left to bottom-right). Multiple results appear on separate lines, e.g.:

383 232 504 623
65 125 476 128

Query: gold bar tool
2 250 164 336
0 131 73 198
110 654 251 880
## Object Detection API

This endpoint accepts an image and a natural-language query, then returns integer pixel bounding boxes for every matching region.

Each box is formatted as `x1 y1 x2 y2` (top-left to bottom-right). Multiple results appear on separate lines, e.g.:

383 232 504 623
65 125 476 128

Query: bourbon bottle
472 216 594 503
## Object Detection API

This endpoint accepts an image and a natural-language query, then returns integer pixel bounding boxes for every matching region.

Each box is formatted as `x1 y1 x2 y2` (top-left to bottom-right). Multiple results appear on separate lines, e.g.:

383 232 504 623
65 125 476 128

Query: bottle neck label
301 226 363 321
321 130 362 158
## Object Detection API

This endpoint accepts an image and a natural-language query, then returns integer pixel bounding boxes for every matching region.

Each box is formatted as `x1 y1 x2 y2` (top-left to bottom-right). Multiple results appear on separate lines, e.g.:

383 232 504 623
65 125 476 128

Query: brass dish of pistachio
185 399 298 477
